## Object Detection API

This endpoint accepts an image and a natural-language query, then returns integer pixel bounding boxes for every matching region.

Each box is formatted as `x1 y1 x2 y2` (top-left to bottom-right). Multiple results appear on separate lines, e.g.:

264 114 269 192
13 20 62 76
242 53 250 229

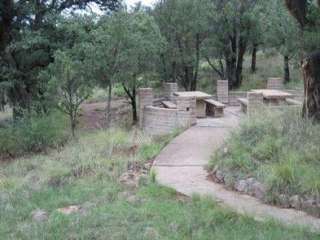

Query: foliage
0 112 68 159
210 108 320 199
0 128 318 239
154 0 211 90
0 0 120 119
44 50 93 137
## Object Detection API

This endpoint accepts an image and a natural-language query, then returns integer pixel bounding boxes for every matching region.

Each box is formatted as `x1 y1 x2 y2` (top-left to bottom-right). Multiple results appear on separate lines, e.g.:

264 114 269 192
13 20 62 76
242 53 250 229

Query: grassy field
0 127 319 239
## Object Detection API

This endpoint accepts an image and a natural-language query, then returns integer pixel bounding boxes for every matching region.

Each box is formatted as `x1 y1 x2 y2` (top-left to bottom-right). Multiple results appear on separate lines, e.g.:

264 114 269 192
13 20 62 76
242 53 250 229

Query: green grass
0 128 319 239
209 108 320 207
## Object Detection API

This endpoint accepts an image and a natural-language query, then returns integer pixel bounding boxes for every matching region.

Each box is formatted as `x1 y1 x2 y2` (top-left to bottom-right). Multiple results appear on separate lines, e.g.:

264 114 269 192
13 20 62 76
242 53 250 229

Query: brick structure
247 91 264 115
176 96 197 127
138 88 153 128
267 78 284 90
138 88 196 135
163 82 178 101
217 80 229 104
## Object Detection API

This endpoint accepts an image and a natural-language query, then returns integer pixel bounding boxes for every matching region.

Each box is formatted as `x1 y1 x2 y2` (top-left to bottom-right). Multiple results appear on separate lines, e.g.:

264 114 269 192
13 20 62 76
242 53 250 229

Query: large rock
278 194 290 208
289 195 301 209
31 209 48 222
252 181 267 200
235 179 249 193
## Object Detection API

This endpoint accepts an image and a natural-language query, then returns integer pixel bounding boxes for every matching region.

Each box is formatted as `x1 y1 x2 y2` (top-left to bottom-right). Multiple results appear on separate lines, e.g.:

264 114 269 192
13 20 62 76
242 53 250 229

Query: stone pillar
247 92 263 116
138 88 153 128
176 96 197 127
267 77 284 90
163 82 178 101
217 80 229 104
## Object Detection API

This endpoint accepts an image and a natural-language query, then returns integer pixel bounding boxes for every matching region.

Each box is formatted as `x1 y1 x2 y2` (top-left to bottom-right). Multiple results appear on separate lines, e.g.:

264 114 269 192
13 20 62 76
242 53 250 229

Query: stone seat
238 98 248 113
162 101 177 109
204 99 226 117
286 98 302 106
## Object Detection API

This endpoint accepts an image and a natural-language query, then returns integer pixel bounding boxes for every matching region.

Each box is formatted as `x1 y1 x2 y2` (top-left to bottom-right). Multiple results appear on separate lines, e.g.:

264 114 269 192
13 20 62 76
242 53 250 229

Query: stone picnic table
252 89 293 105
174 91 212 118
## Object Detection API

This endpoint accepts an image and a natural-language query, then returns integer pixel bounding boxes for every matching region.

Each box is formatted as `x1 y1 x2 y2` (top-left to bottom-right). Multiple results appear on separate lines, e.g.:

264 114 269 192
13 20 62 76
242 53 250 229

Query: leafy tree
112 10 164 123
153 0 210 90
0 0 120 119
265 0 300 83
285 0 320 120
203 0 260 89
45 50 92 137
84 13 127 126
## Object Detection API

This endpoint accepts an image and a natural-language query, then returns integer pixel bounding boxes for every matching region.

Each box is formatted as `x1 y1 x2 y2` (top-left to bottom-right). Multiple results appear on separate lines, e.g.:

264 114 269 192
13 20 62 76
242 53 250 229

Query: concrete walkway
153 107 320 233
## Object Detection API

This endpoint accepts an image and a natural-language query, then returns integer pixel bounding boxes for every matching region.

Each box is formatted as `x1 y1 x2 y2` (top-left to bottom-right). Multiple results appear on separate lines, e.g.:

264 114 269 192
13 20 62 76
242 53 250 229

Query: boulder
252 181 267 200
278 194 290 208
289 195 301 209
31 209 48 222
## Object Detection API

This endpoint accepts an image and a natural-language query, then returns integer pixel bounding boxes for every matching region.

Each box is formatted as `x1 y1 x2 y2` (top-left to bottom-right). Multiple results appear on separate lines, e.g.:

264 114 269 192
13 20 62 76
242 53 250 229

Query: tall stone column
138 88 153 128
163 82 178 101
217 80 229 104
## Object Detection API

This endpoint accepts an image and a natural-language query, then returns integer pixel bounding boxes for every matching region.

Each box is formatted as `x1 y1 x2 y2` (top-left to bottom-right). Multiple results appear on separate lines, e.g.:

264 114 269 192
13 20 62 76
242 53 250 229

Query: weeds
210 108 320 201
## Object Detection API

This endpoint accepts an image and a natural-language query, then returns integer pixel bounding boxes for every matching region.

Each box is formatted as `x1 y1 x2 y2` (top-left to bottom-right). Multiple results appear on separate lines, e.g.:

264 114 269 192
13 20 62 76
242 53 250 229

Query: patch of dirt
79 98 130 130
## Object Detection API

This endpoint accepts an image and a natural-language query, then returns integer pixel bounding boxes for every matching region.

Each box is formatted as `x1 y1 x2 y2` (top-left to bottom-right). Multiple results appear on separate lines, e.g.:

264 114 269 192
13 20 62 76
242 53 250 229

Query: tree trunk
191 33 201 91
284 55 290 84
251 44 258 73
234 37 247 88
302 51 320 121
130 84 138 124
105 82 112 128
70 114 76 138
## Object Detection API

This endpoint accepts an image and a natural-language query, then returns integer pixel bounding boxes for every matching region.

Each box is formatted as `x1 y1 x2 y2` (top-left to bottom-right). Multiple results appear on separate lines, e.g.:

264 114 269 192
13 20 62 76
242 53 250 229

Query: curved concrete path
153 107 320 233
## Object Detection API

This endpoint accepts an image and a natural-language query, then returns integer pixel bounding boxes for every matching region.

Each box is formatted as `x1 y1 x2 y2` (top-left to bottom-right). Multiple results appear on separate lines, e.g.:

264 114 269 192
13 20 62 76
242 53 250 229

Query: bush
210 108 320 200
0 112 68 159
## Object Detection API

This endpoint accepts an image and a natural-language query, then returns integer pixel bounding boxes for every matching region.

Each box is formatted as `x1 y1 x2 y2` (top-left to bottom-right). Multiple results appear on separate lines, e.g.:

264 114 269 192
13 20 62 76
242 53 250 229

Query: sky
125 0 157 8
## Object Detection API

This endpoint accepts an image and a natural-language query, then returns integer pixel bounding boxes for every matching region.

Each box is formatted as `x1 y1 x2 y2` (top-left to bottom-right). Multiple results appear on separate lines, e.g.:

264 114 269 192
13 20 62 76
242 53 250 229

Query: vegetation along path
153 107 320 233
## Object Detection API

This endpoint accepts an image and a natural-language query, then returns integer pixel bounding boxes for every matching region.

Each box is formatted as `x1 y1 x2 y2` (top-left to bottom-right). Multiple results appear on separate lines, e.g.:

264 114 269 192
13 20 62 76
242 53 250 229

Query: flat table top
252 89 293 100
174 91 212 99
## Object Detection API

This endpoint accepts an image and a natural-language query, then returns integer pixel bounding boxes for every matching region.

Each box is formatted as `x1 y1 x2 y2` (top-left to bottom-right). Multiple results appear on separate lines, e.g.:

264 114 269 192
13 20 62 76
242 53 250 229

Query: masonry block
217 80 229 104
138 88 153 128
163 82 178 101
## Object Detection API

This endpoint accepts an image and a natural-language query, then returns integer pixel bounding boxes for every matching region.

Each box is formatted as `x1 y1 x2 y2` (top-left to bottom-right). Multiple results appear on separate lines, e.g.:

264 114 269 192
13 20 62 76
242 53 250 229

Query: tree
113 10 164 123
265 0 300 83
84 13 128 127
153 0 210 90
202 0 260 89
284 0 320 120
0 0 120 119
45 50 92 137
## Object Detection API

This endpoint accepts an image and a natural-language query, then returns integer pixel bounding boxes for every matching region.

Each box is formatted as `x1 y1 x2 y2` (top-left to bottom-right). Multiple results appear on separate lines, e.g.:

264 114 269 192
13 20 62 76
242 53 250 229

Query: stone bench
238 98 248 113
162 101 177 109
204 99 226 117
286 98 302 106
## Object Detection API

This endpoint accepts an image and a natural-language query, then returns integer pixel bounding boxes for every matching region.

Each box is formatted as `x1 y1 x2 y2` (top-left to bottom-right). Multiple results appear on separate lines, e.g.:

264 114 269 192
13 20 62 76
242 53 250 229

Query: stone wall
143 106 179 135
139 87 196 136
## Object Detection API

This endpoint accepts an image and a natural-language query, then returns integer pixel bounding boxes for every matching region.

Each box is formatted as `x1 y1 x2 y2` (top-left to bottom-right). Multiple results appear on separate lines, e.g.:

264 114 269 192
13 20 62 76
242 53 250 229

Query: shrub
0 112 68 159
210 108 320 199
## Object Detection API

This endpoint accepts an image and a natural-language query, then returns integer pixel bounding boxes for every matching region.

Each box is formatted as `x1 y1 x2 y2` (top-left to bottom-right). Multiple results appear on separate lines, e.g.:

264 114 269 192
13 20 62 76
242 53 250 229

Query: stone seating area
238 98 248 113
162 101 177 109
204 99 226 117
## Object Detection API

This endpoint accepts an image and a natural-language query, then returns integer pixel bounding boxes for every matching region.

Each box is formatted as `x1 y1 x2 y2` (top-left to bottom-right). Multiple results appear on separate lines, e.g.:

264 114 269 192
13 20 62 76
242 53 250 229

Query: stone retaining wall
139 85 196 136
